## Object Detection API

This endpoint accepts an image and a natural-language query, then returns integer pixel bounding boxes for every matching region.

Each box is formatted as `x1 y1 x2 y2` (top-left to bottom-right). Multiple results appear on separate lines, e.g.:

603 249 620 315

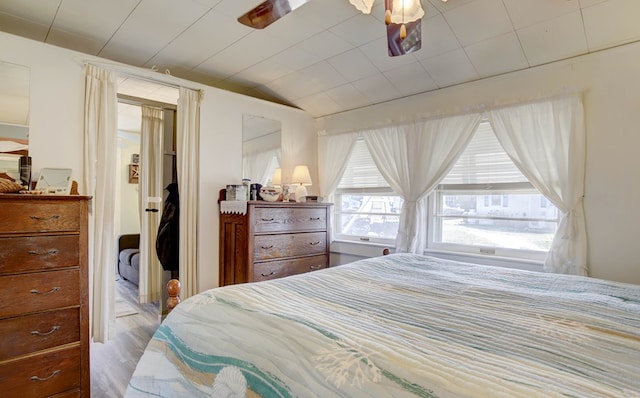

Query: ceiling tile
328 48 380 81
293 91 342 118
420 48 479 87
194 30 291 78
503 0 579 30
99 0 210 66
232 46 321 86
426 0 476 14
261 9 324 46
360 37 419 72
0 0 59 26
582 0 640 51
324 83 372 111
329 12 386 47
351 73 402 104
465 32 528 77
146 9 252 70
303 62 349 92
383 61 438 97
292 30 353 61
294 0 360 30
0 12 50 41
413 14 462 60
518 10 588 66
444 0 513 46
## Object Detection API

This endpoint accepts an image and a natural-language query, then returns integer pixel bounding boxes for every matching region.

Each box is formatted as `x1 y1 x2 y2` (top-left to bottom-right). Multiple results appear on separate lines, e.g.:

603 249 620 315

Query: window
428 122 559 260
334 139 403 244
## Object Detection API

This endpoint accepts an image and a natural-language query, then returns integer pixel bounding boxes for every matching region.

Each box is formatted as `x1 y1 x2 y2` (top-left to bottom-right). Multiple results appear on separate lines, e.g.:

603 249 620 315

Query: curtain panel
489 96 587 276
83 65 118 343
138 106 164 303
177 87 202 299
363 113 483 253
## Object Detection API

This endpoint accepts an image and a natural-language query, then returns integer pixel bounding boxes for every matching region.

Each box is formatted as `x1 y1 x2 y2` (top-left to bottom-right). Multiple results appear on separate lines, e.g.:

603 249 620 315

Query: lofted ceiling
1 0 639 118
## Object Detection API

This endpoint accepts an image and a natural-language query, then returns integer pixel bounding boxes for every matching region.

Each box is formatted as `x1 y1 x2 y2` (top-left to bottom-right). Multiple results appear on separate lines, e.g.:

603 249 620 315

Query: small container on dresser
219 199 332 286
0 194 91 397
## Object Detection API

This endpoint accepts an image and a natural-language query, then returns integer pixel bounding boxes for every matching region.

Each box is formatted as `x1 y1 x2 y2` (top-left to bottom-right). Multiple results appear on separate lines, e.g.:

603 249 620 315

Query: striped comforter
126 254 640 397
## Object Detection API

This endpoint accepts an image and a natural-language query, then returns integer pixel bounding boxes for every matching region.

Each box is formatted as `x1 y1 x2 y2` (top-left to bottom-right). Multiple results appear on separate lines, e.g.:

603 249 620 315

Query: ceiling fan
237 0 422 57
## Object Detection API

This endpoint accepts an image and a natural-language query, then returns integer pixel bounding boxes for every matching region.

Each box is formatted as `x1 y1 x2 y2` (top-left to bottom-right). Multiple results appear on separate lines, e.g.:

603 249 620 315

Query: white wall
0 31 316 292
117 136 140 236
318 41 640 285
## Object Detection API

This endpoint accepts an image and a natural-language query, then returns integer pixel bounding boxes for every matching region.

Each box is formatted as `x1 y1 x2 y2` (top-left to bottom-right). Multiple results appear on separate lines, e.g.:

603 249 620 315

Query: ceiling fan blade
238 0 310 29
387 19 422 57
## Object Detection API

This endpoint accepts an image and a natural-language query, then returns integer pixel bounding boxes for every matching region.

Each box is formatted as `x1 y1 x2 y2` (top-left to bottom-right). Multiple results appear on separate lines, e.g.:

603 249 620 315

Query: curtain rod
82 60 200 92
117 93 177 110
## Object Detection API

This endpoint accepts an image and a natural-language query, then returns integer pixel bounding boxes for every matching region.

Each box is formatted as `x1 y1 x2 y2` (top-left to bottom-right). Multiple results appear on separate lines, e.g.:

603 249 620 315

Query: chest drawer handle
29 215 61 221
31 370 61 382
261 218 275 222
28 249 59 256
309 217 321 221
309 241 321 245
310 265 323 271
260 271 276 277
30 287 60 295
261 245 275 250
31 325 61 336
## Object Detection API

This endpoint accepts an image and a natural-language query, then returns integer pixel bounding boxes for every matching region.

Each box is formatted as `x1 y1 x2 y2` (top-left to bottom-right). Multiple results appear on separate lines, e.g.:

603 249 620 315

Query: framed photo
128 164 139 184
35 168 73 195
131 153 140 164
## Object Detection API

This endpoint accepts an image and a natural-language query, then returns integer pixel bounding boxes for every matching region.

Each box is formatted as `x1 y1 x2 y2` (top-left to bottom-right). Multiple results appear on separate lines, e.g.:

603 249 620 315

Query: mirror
0 61 29 181
242 114 281 186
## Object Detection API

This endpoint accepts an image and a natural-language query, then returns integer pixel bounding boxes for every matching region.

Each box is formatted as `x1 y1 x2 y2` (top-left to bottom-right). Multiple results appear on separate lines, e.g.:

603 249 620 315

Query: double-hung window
428 121 559 261
334 138 403 245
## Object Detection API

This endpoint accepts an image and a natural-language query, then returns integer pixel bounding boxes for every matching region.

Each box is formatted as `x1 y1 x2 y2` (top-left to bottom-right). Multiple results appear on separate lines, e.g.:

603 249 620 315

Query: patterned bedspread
125 254 640 397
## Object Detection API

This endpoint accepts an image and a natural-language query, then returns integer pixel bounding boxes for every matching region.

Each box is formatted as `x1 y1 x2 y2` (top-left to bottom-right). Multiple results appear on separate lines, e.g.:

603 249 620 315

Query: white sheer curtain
138 106 164 303
364 113 483 253
83 65 118 343
489 96 587 275
243 147 281 185
176 87 202 299
317 132 359 203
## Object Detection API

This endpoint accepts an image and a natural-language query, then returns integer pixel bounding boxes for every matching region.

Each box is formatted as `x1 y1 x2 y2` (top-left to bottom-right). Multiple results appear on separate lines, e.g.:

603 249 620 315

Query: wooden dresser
219 201 332 286
0 194 91 397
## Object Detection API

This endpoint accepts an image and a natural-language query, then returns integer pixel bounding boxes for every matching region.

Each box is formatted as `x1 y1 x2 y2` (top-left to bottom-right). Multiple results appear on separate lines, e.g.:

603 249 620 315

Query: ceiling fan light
389 0 424 24
348 0 375 14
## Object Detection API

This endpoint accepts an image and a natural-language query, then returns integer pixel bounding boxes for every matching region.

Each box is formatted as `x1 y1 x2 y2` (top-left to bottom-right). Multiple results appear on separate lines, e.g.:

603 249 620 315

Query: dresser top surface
0 194 92 201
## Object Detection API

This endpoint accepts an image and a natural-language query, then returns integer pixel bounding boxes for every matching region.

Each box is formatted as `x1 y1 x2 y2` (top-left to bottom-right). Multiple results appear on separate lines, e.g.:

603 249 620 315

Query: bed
125 253 640 397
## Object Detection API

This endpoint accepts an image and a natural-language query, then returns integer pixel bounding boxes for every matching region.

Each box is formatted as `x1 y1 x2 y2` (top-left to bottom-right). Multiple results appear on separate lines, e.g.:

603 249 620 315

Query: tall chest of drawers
0 195 91 397
219 201 332 286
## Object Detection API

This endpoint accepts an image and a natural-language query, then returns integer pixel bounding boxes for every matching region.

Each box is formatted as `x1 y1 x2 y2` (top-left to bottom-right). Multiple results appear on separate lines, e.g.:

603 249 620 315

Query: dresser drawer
0 235 80 274
0 269 80 318
0 344 81 398
0 307 80 361
254 232 327 260
253 255 327 282
0 201 81 234
253 207 327 233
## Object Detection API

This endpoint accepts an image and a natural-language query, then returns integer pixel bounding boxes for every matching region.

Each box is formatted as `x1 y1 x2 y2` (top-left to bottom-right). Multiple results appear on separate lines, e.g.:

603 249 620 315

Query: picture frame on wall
131 153 140 164
129 164 139 184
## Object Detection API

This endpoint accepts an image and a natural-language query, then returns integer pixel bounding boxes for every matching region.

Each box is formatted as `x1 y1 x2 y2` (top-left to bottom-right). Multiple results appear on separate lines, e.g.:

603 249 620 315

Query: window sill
330 240 544 272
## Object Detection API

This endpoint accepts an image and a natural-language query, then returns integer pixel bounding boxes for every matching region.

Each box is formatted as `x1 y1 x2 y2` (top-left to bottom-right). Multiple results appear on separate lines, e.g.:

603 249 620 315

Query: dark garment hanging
156 182 179 271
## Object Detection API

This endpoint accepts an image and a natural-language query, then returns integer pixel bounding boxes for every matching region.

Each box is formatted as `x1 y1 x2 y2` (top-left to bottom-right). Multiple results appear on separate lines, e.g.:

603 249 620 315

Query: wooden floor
90 276 161 397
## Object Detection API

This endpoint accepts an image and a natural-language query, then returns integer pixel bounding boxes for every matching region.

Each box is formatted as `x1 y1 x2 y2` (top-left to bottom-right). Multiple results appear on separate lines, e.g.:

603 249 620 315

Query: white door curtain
138 106 164 303
489 95 587 276
176 87 203 300
363 113 483 253
83 64 118 343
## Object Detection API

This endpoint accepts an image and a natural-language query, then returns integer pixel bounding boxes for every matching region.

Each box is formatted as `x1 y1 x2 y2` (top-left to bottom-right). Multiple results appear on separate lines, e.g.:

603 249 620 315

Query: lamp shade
389 0 424 24
271 168 282 186
348 0 375 14
291 165 312 186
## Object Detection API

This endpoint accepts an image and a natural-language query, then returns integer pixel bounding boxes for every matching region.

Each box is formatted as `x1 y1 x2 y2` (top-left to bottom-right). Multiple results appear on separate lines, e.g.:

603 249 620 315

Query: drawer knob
28 249 59 256
261 271 276 277
309 241 321 245
261 217 275 222
29 215 61 221
31 326 61 336
30 287 60 295
31 370 60 382
261 245 275 250
310 217 320 221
